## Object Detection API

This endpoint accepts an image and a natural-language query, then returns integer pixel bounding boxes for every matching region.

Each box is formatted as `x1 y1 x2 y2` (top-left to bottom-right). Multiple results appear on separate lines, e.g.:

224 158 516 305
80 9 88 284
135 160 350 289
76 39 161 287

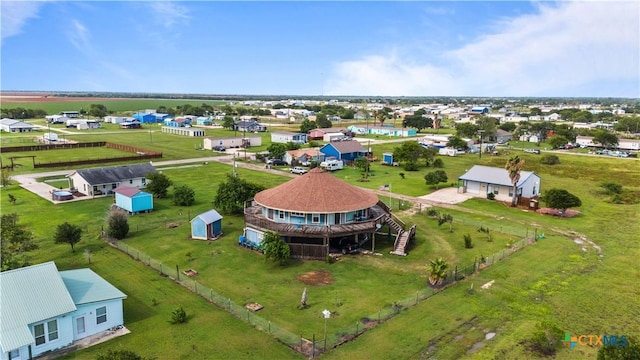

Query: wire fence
108 229 536 357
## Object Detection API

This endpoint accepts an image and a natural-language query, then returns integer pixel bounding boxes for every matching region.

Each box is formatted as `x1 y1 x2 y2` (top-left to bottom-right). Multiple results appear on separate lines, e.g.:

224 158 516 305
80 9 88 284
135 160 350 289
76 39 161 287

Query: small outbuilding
113 185 153 214
191 209 223 240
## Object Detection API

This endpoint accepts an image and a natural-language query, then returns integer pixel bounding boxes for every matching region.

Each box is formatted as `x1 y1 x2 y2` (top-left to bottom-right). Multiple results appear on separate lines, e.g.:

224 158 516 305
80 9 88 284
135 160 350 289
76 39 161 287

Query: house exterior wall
70 174 147 197
271 133 307 144
72 299 124 341
115 192 133 212
323 133 344 142
460 174 540 200
28 315 74 358
191 218 207 239
203 137 262 150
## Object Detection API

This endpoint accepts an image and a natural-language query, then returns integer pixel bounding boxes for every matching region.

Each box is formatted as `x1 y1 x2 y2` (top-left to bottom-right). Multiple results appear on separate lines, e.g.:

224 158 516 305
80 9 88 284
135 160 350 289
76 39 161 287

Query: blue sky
2 1 638 97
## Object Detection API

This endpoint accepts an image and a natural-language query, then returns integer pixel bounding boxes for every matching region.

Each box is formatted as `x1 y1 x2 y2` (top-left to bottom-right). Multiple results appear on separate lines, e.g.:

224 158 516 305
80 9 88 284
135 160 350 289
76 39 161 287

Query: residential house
203 136 261 150
46 115 69 124
104 116 128 124
60 111 80 118
0 262 126 360
196 117 212 125
319 140 366 162
234 120 267 133
243 168 416 259
68 163 156 197
283 149 325 165
495 129 513 144
367 126 416 137
191 209 223 240
458 165 541 204
120 120 142 129
113 185 153 214
0 118 36 133
271 131 307 144
308 128 347 140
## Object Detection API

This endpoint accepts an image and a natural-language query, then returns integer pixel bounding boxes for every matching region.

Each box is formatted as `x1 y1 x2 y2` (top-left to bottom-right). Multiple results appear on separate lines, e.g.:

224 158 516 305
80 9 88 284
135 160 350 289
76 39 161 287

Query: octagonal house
243 168 415 259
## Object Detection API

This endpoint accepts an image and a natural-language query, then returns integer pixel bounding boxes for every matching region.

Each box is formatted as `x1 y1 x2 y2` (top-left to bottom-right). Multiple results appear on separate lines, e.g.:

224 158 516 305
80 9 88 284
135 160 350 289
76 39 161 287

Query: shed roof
192 209 223 224
71 163 156 185
60 269 127 305
458 165 538 187
0 262 76 352
114 184 148 198
254 168 378 212
322 140 366 154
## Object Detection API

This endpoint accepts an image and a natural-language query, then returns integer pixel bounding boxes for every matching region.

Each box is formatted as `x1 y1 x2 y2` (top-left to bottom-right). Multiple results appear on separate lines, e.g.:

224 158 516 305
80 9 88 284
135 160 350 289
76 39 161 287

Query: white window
312 214 320 224
9 349 19 359
291 212 304 217
96 306 107 324
493 188 499 195
278 211 285 220
34 320 58 346
509 188 514 197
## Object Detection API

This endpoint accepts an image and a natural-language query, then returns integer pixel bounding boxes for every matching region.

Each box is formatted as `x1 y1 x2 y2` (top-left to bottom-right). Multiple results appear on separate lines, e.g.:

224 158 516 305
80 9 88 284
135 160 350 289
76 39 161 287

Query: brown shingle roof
254 168 378 212
326 140 365 153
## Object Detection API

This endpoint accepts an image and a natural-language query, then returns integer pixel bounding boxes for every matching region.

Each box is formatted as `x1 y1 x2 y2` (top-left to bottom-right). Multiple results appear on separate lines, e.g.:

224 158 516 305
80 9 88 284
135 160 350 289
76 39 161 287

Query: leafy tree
375 109 388 126
316 113 332 128
432 158 444 168
267 143 287 160
446 135 469 150
338 108 355 119
499 122 517 132
0 213 37 270
455 123 479 138
505 156 525 207
88 104 109 118
427 257 448 286
425 170 448 189
476 117 497 140
402 114 433 132
354 157 370 178
107 209 130 240
261 231 291 266
614 116 640 133
541 188 582 216
529 107 542 116
173 185 195 206
300 119 317 133
464 234 474 249
213 175 265 214
547 135 569 149
222 115 235 130
598 336 640 360
286 142 301 151
528 321 564 356
593 130 619 149
96 349 145 360
145 172 172 198
54 222 83 252
393 141 431 167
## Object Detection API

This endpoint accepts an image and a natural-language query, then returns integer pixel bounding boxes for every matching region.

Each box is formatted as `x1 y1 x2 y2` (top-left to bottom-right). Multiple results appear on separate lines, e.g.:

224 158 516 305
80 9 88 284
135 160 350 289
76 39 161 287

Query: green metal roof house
0 262 127 359
191 209 223 240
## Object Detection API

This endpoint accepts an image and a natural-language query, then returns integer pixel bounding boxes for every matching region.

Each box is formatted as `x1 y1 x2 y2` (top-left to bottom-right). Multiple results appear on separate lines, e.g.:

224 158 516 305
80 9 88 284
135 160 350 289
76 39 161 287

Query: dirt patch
245 302 264 312
536 208 580 218
297 270 333 286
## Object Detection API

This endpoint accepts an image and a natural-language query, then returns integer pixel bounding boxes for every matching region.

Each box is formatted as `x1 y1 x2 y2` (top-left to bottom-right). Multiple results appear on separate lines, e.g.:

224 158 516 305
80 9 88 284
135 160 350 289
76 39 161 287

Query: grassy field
1 115 639 358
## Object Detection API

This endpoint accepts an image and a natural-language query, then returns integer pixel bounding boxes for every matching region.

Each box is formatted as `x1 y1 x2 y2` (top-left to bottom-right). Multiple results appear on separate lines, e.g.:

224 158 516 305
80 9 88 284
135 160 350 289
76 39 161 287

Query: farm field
1 98 639 359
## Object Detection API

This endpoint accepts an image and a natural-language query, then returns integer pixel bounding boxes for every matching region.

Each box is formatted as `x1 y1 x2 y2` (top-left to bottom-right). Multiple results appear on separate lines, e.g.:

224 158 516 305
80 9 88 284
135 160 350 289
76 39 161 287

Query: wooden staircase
390 225 416 256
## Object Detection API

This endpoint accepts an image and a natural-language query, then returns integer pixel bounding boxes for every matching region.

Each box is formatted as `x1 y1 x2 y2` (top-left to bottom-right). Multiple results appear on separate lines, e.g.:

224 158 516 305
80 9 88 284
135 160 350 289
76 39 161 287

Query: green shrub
528 321 564 356
540 155 560 165
433 158 444 168
403 161 419 171
464 234 474 249
487 193 495 200
600 182 623 195
107 209 129 240
171 305 187 324
426 208 439 217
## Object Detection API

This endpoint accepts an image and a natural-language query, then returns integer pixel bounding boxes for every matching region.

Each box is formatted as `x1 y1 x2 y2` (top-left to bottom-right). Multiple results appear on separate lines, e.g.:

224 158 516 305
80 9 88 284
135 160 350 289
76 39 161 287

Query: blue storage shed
113 185 153 214
191 209 223 240
132 112 157 123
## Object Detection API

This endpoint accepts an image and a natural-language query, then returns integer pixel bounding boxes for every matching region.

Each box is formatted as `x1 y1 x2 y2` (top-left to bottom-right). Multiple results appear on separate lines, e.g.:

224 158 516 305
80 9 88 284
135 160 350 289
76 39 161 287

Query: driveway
418 187 473 204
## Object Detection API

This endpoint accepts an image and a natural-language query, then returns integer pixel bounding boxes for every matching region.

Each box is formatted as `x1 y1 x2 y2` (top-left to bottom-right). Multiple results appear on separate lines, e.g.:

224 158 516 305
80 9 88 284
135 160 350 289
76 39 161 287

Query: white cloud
149 2 190 29
326 1 640 97
1 1 45 40
67 19 91 55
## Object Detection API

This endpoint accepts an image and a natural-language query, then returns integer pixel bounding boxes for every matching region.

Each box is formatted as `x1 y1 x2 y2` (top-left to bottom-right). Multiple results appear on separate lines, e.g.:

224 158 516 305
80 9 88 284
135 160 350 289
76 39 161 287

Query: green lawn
1 127 638 359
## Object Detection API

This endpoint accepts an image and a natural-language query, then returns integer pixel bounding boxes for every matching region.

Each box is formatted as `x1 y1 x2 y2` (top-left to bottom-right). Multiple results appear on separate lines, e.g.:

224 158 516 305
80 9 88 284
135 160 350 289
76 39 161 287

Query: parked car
212 145 226 152
289 167 308 175
338 239 360 255
524 149 540 154
267 159 287 166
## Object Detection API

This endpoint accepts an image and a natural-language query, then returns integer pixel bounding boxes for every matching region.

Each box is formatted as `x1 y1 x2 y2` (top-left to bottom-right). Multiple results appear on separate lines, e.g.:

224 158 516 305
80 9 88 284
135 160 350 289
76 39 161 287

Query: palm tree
505 155 525 207
427 257 448 286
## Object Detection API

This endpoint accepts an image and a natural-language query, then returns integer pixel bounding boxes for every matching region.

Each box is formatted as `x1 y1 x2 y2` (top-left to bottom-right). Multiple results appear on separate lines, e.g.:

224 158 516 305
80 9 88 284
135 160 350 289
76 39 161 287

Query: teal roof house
191 209 223 240
0 262 127 359
113 185 153 214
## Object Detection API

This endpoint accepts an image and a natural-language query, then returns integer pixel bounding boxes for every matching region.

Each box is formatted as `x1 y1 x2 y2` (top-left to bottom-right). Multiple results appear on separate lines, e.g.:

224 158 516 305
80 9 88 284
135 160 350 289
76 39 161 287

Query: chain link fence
109 230 536 357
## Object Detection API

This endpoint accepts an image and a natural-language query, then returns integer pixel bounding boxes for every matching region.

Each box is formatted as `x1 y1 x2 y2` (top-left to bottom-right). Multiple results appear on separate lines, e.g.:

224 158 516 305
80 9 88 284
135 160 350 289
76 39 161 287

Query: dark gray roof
458 165 538 187
73 163 156 185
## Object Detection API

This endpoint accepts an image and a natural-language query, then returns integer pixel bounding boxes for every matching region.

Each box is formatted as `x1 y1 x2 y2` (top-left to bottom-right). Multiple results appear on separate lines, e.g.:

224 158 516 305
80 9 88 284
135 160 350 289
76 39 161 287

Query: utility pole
478 130 485 159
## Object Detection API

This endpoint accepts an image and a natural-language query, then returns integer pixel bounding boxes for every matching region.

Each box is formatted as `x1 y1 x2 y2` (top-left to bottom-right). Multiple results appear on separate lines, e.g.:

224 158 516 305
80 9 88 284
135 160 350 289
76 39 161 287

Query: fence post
228 298 231 312
194 279 198 294
356 322 359 334
454 266 458 281
268 321 271 334
312 334 316 358
474 257 477 273
176 265 180 280
210 289 213 301
416 291 419 305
